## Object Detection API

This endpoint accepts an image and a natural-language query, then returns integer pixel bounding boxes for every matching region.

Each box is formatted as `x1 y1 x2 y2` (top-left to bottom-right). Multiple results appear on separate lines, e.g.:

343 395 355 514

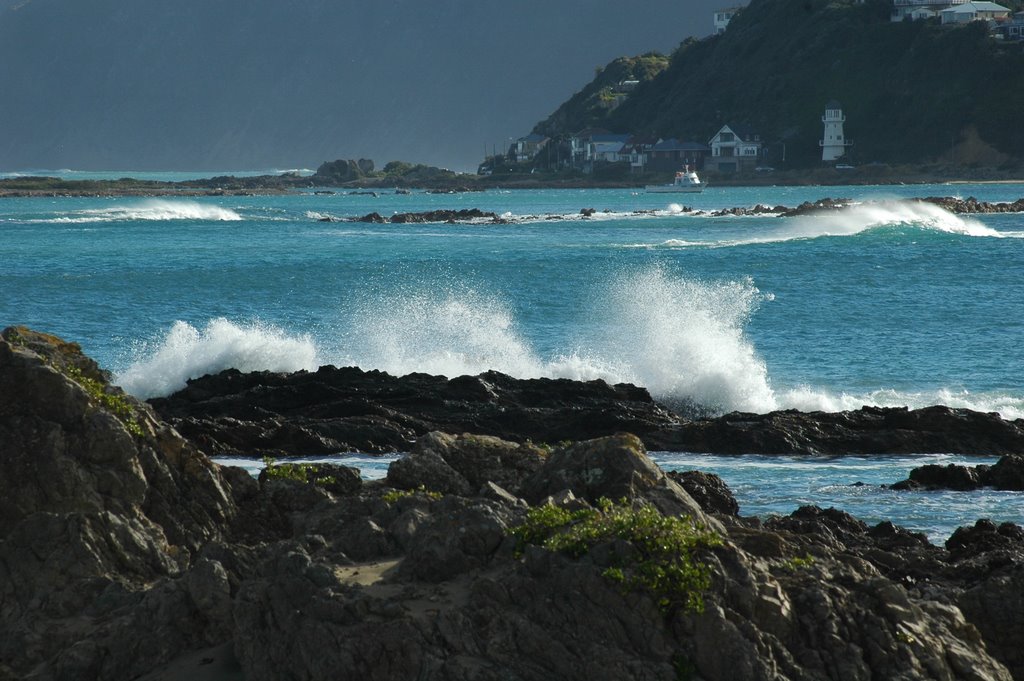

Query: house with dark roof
648 138 711 172
706 124 763 173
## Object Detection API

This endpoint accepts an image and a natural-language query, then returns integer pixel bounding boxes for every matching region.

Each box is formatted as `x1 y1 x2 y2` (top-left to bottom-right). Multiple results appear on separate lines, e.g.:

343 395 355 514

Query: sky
0 0 729 172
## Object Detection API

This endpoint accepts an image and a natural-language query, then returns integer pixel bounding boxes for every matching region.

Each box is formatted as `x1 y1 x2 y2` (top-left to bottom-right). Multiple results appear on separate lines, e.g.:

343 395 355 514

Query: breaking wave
115 319 318 399
114 266 1024 420
39 200 243 224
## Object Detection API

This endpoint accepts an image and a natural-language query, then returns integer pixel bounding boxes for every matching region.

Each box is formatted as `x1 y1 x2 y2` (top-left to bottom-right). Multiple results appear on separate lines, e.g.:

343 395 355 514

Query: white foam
572 268 777 413
333 268 777 414
116 267 1024 421
115 319 317 399
44 199 243 224
338 288 546 379
739 199 1000 245
777 385 1024 420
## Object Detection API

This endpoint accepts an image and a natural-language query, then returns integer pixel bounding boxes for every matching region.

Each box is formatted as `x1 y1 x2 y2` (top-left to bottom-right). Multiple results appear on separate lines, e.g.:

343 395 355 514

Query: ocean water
3 181 1023 539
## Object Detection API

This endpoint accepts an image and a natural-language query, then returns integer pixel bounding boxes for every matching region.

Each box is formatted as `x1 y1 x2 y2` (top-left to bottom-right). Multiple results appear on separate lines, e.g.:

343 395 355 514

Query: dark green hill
534 0 1024 168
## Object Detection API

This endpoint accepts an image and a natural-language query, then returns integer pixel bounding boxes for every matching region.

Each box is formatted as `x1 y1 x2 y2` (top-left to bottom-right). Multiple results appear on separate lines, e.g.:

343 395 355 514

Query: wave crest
48 199 242 224
115 319 317 399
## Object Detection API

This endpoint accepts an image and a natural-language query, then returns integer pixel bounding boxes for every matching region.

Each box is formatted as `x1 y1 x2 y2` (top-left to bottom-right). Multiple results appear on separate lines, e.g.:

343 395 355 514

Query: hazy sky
0 0 730 171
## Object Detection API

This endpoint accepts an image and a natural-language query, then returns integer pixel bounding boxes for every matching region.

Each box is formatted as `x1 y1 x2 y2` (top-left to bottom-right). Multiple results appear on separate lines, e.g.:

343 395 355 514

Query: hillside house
892 0 968 21
568 128 609 168
648 138 710 172
514 134 549 163
707 124 762 173
589 134 632 163
617 136 658 173
714 7 743 34
994 10 1024 38
940 1 1011 22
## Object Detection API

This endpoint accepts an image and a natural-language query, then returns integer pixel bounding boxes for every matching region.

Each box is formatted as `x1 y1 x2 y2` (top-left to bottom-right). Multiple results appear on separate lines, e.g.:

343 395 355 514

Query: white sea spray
115 318 317 399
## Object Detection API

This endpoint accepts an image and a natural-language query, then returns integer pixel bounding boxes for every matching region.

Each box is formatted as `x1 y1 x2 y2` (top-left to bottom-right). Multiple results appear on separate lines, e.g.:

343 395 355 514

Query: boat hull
644 185 704 193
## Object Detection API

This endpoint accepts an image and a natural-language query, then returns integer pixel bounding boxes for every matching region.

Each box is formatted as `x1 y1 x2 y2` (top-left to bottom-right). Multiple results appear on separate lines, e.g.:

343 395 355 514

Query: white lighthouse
820 100 851 162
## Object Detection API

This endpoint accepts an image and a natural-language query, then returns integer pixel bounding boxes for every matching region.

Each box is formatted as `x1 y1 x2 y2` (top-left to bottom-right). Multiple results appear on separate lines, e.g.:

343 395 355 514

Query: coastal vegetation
512 498 722 613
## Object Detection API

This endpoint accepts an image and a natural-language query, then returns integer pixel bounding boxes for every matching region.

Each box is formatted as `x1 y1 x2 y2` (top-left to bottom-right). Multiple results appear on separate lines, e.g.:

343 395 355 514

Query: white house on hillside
707 124 762 173
713 7 743 34
940 1 1011 23
892 0 968 21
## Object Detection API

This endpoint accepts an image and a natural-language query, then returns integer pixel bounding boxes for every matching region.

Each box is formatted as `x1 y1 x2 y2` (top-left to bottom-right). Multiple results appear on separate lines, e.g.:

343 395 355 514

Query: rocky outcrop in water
5 326 1024 680
355 208 503 224
920 196 1024 214
891 454 1024 491
150 367 1024 458
148 366 681 456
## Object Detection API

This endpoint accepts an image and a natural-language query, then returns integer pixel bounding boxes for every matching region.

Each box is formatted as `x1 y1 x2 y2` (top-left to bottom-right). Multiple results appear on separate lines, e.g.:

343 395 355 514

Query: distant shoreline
2 165 1024 198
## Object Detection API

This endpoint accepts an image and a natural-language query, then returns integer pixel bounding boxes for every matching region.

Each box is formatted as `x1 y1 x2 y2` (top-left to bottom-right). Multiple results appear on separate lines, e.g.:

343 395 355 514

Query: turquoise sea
3 176 1023 540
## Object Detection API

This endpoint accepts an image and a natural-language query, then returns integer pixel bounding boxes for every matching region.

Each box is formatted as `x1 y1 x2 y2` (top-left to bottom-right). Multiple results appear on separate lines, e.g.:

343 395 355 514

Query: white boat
645 167 705 193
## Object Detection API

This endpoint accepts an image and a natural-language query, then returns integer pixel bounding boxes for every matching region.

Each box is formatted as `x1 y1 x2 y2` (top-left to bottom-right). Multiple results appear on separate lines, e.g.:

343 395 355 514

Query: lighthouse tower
820 100 851 162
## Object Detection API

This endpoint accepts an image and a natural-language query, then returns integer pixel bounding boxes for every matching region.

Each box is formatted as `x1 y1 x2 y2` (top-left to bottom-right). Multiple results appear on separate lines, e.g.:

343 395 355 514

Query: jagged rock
983 454 1024 490
519 433 710 523
150 367 680 457
0 326 239 679
921 196 1024 214
891 462 986 491
668 470 740 515
946 519 1024 559
386 449 473 495
412 431 547 493
356 211 387 223
650 404 1024 456
6 327 1024 681
890 454 1024 492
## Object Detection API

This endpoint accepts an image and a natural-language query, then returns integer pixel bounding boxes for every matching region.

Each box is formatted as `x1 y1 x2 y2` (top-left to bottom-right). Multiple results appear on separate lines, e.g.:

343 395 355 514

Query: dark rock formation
149 367 680 457
6 327 1024 681
921 196 1024 214
355 208 502 224
891 454 1024 491
890 463 988 491
668 470 740 516
0 327 240 679
150 369 1024 459
649 405 1024 456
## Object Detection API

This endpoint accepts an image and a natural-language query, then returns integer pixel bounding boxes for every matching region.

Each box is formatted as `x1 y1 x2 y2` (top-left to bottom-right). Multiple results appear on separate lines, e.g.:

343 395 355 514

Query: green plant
382 484 443 503
672 653 697 681
261 456 338 486
511 498 721 613
65 365 144 436
781 553 816 571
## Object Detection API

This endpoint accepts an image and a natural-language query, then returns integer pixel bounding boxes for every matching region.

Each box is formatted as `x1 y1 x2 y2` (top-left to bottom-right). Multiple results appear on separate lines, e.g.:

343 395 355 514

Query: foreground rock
150 367 1024 458
4 327 1024 680
0 327 240 679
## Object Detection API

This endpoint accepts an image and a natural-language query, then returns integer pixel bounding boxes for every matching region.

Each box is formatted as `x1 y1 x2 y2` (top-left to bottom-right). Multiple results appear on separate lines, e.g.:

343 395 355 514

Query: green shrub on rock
511 498 721 613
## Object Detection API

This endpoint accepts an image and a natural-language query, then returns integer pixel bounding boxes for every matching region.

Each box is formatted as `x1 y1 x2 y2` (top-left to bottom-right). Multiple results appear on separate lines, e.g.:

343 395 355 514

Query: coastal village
485 0 1024 177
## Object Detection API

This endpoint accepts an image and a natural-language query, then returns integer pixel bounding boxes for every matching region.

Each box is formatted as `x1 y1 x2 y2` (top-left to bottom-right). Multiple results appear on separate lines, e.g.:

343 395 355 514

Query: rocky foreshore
3 326 1024 680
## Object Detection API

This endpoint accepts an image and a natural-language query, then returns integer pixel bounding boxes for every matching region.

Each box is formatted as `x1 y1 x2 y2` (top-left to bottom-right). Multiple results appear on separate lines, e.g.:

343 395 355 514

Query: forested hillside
534 0 1024 168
